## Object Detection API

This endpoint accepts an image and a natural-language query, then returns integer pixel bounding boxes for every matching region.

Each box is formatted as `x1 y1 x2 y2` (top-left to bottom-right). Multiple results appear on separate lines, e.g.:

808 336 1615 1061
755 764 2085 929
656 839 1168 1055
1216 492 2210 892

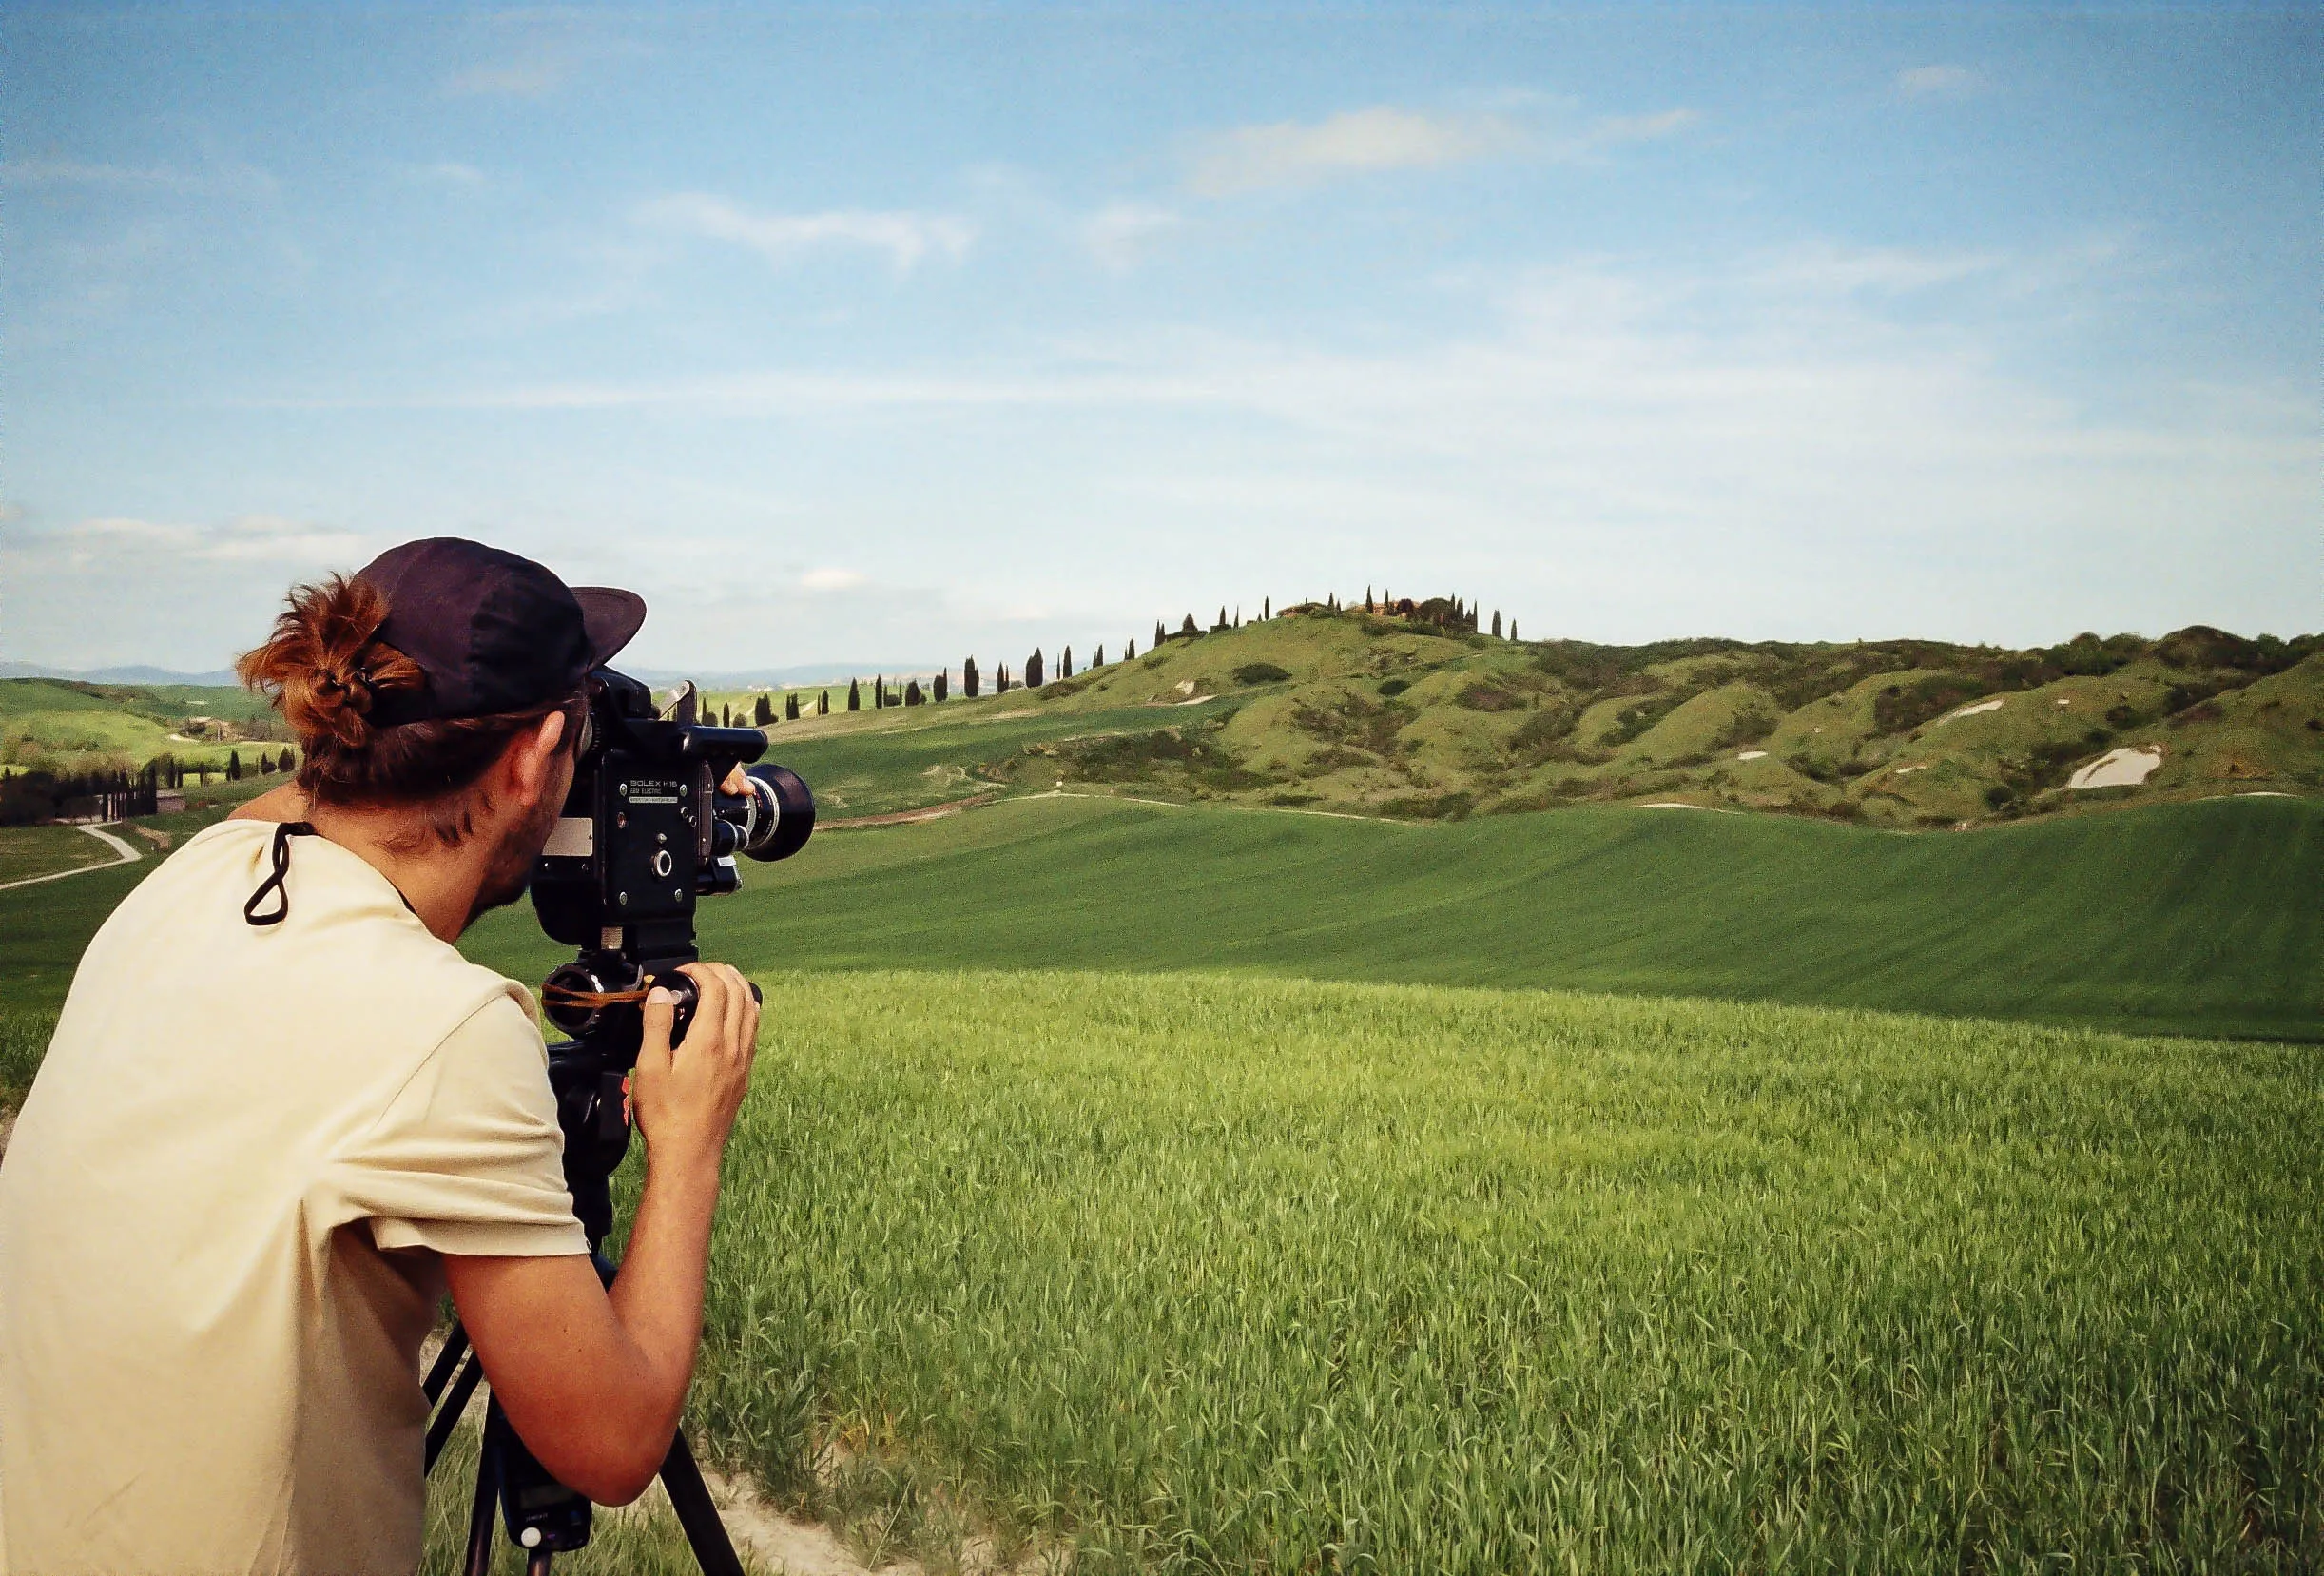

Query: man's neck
303 804 483 944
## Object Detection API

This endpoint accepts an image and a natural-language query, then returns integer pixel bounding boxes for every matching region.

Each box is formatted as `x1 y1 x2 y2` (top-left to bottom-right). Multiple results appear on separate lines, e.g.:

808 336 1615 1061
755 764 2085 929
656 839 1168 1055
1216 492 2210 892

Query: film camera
532 667 813 1070
424 667 813 1575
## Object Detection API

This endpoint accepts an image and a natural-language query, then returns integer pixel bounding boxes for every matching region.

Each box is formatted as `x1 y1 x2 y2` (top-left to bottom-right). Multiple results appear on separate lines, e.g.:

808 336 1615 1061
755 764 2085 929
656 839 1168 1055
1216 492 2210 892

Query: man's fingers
721 965 749 1061
638 984 677 1074
675 963 724 1047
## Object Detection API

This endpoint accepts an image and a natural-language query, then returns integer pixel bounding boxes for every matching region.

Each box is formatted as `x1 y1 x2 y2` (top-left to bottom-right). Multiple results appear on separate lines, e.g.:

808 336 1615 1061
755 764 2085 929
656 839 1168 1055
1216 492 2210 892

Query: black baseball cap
352 538 646 726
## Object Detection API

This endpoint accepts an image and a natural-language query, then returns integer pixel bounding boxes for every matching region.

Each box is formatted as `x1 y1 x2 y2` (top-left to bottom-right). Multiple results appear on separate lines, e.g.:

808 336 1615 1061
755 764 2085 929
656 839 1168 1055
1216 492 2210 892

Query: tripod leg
526 1549 555 1576
425 1322 471 1404
464 1428 500 1576
659 1428 746 1576
427 1350 489 1474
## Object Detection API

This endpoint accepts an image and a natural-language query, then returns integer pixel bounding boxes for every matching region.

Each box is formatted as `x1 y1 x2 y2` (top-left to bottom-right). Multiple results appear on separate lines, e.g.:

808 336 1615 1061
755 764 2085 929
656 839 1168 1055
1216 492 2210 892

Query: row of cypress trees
722 593 1520 728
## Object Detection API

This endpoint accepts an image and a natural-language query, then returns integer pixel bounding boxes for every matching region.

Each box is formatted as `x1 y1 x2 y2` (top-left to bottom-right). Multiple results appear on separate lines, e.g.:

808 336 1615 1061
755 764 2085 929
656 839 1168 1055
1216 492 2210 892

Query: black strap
243 821 319 927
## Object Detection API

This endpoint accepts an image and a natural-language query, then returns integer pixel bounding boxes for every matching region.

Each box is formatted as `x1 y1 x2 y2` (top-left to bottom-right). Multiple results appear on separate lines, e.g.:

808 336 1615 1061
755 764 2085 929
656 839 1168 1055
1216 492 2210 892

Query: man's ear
505 711 570 810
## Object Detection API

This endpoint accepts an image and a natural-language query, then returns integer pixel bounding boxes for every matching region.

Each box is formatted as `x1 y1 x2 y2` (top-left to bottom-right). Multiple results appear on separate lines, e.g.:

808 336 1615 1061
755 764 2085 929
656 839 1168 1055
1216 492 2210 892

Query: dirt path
0 824 142 893
822 794 997 830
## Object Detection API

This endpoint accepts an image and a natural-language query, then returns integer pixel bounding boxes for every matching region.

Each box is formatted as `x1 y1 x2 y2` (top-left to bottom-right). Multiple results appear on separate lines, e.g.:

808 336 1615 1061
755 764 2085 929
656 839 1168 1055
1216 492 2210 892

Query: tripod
420 1009 745 1576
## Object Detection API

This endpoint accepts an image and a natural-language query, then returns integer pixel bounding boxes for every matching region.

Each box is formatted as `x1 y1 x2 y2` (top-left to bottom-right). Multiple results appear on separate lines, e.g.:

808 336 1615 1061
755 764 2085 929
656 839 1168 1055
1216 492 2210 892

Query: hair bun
237 575 421 749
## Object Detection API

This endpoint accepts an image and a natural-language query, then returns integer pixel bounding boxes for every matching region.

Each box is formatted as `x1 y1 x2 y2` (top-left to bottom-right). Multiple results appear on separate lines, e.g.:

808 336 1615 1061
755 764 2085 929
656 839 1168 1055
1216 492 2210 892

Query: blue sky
4 3 2315 674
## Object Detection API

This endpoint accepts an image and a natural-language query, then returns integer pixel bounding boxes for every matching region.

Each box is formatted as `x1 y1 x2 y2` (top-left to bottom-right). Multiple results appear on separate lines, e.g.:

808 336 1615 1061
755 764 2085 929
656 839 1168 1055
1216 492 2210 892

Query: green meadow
458 793 2322 1043
649 971 2319 1573
2 726 2316 1568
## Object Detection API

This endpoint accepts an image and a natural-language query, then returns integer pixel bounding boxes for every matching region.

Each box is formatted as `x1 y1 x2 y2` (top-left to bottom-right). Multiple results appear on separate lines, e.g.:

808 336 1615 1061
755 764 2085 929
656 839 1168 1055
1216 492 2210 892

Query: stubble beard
464 790 563 933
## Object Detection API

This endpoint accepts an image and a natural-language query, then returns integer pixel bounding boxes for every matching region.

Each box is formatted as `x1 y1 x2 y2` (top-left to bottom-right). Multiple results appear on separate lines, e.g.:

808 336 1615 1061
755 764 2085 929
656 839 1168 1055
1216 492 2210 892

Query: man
0 539 763 1573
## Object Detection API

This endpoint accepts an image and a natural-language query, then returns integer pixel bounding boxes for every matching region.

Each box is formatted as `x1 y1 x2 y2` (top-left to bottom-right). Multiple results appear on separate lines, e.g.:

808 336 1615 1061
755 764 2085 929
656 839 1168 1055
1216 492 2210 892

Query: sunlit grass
677 969 2320 1572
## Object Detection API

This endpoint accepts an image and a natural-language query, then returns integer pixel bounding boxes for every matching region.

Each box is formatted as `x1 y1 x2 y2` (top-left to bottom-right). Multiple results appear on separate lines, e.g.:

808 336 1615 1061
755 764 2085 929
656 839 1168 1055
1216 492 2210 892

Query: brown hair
237 574 582 846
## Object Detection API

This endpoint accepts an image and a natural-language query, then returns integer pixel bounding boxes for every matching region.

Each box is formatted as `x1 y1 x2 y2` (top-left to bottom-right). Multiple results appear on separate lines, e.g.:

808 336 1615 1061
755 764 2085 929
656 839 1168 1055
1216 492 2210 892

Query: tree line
723 591 1521 728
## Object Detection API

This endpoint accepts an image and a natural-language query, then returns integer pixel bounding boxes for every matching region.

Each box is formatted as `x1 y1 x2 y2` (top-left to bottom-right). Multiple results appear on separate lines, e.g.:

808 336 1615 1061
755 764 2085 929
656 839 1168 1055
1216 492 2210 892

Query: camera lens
736 765 814 861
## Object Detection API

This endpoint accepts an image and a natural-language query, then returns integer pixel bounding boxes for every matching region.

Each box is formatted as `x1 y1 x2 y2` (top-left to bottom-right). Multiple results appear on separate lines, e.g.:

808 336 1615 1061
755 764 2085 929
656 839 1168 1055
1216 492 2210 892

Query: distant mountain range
0 661 242 687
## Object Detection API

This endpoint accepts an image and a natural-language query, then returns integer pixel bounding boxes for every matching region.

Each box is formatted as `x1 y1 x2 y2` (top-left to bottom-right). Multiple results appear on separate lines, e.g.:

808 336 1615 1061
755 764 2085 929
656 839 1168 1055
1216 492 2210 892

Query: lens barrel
733 764 815 862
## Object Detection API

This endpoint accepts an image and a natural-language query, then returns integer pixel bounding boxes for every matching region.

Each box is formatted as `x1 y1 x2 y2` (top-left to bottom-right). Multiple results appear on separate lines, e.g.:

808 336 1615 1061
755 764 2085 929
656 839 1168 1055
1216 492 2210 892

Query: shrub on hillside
1382 788 1474 820
1291 692 1408 757
1599 690 1693 747
1710 706 1779 750
1375 677 1410 697
1233 663 1292 686
1454 683 1520 712
1873 673 1991 734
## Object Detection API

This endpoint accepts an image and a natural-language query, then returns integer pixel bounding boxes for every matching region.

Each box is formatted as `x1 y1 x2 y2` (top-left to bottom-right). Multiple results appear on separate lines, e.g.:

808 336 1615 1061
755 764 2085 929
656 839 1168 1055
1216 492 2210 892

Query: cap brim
572 587 648 669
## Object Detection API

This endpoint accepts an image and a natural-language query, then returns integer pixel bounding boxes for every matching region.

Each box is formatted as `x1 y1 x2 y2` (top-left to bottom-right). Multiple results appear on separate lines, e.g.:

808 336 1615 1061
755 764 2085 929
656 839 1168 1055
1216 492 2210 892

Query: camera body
533 668 812 960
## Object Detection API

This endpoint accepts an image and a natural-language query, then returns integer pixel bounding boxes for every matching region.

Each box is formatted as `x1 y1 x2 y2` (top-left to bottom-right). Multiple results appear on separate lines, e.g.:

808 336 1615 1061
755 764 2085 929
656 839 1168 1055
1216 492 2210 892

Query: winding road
0 824 143 893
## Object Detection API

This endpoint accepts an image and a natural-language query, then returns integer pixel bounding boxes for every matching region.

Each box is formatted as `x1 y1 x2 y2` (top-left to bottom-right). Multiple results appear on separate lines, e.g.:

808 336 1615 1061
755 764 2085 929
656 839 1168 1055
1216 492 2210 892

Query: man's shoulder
84 817 533 1051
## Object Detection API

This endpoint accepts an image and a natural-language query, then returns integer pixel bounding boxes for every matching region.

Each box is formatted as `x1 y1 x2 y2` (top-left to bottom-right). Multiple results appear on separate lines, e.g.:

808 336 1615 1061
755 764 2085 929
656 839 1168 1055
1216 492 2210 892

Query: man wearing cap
0 540 762 1573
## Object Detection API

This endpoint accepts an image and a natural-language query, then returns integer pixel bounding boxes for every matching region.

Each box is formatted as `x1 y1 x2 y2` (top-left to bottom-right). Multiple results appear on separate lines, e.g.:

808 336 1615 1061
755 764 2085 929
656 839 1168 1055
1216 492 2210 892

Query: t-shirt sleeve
336 991 590 1259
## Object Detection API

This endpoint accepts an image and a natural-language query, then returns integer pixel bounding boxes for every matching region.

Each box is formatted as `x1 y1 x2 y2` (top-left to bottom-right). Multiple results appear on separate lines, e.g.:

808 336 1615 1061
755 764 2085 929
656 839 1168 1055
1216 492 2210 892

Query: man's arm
442 962 760 1505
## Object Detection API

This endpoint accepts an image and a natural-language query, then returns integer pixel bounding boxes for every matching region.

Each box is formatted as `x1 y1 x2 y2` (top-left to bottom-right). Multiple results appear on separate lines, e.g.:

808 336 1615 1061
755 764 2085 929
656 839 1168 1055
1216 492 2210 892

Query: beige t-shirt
0 820 589 1575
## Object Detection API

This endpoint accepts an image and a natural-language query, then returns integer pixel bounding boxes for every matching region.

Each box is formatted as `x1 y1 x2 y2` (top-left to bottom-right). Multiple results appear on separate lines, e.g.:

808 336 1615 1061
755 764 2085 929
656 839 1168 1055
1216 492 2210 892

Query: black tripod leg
659 1428 746 1576
425 1323 471 1404
526 1549 554 1576
427 1350 489 1474
464 1425 501 1576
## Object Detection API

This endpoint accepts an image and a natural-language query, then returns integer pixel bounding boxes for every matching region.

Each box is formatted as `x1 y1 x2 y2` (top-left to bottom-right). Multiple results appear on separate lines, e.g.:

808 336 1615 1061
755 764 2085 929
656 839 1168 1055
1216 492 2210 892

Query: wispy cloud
635 193 975 272
1186 103 1697 196
1188 107 1527 196
23 514 365 566
0 155 277 199
1083 201 1182 269
800 567 867 592
442 10 646 99
396 160 490 188
1561 108 1700 155
1753 241 2004 295
1896 65 1986 100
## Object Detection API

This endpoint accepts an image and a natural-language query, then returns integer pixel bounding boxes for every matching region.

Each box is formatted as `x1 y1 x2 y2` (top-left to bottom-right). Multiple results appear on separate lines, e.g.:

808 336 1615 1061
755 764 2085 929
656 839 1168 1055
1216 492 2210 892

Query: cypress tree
1154 619 1166 648
818 691 830 715
1509 619 1519 641
1061 646 1073 679
1491 610 1502 638
1094 645 1105 667
1264 596 1270 620
997 663 1012 693
935 670 949 702
1125 637 1135 660
906 680 923 706
1365 586 1374 613
227 750 242 782
754 694 773 725
1027 648 1044 688
964 656 980 698
785 693 801 721
1216 605 1227 631
1180 613 1198 637
847 678 861 711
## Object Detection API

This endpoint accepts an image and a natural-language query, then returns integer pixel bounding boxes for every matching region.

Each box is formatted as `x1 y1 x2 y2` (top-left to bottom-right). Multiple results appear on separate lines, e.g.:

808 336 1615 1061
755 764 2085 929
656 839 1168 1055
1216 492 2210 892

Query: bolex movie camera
424 667 813 1575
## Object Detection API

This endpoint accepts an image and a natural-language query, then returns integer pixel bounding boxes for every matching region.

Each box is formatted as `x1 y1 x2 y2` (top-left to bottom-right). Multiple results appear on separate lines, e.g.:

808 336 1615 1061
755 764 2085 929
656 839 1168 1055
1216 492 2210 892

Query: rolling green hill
729 613 2324 829
450 793 2319 1041
5 792 2310 1041
0 676 287 779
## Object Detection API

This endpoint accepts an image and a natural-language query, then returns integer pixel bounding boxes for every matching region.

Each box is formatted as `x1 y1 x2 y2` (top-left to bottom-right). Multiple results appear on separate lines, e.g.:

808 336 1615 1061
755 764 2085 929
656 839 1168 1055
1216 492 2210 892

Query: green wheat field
2 782 2316 1569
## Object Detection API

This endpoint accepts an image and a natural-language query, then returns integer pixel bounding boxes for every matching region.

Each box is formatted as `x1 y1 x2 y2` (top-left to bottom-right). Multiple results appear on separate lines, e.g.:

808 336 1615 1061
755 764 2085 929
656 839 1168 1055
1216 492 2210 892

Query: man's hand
631 962 761 1174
